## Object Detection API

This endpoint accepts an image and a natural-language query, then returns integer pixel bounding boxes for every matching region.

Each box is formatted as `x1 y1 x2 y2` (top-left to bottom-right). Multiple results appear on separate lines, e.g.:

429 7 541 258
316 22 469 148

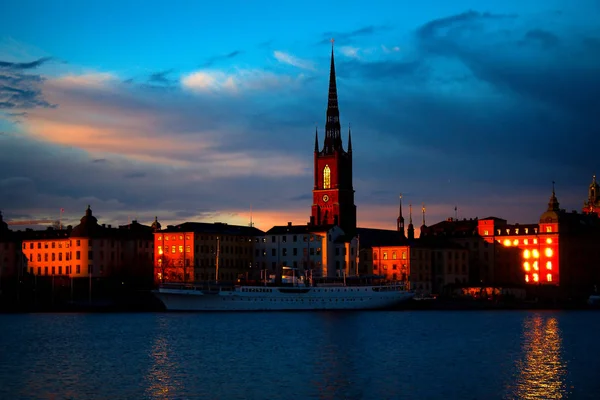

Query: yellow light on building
513 239 519 245
545 248 553 257
503 239 511 247
547 273 552 282
533 261 539 270
546 261 552 270
533 238 538 244
532 249 540 258
524 239 529 245
523 249 531 259
546 238 552 244
533 273 539 282
525 275 529 282
523 261 530 271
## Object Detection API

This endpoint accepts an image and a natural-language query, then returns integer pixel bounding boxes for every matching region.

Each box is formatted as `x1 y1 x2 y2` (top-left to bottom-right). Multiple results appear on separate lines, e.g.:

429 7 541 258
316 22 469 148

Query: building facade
154 222 264 284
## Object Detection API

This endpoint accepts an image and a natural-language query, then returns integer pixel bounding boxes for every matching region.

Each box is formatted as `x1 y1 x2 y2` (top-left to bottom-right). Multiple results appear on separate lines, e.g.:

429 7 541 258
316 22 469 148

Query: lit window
532 249 539 258
158 246 163 255
513 239 519 245
533 261 539 270
179 246 183 253
323 165 331 189
545 248 553 257
533 273 539 282
484 230 489 236
547 274 552 282
546 226 552 233
533 238 538 244
524 239 529 245
503 239 511 247
523 249 530 259
525 275 529 283
546 238 552 244
523 262 530 271
546 261 552 270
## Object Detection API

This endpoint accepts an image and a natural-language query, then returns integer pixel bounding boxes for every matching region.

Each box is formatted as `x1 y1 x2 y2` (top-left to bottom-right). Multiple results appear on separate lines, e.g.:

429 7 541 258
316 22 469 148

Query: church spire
407 204 415 241
323 39 342 154
314 126 319 153
348 123 352 153
548 180 560 211
397 194 405 237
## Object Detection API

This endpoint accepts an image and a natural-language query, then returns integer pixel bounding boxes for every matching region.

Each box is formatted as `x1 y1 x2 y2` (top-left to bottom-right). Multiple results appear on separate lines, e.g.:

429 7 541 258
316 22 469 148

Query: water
0 311 598 399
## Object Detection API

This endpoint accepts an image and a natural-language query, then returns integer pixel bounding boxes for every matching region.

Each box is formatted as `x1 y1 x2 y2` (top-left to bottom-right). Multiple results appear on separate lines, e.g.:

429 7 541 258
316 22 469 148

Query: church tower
310 41 357 235
583 175 600 217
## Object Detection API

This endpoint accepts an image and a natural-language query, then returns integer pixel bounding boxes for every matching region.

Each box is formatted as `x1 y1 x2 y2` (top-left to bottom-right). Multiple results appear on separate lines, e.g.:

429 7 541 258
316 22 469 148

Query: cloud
381 45 400 54
148 69 175 85
339 46 360 59
319 25 391 45
522 29 560 48
181 68 301 93
200 50 244 68
0 57 53 70
273 51 315 70
0 59 56 109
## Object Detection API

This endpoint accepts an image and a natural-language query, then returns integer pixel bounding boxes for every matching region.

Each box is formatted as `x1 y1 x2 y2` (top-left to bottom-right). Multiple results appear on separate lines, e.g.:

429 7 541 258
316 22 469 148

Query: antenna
454 206 458 220
250 205 254 227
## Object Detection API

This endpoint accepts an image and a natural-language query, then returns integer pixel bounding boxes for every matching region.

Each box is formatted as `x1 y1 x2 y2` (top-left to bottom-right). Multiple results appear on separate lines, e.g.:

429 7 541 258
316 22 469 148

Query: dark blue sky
1 0 599 231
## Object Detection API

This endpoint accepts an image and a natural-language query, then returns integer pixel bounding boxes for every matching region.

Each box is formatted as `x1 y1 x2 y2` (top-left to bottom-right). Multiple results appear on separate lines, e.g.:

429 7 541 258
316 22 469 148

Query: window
76 265 81 274
52 242 55 249
37 243 41 249
76 251 81 260
323 165 331 189
52 253 56 262
383 252 388 260
293 248 298 256
546 226 552 233
282 236 287 243
402 251 407 260
44 254 48 262
185 246 190 253
272 236 276 243
58 266 62 275
76 240 80 246
293 235 297 242
88 251 93 260
58 253 63 261
271 249 276 256
179 245 183 253
282 249 287 256
392 252 397 260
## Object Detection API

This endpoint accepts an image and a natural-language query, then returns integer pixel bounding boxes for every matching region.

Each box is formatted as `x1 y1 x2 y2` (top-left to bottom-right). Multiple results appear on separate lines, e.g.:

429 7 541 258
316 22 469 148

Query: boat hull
153 285 415 311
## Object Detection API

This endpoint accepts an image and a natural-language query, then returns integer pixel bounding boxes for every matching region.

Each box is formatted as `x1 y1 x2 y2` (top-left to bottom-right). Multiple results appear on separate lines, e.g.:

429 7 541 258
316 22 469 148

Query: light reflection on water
508 314 569 399
1 311 599 400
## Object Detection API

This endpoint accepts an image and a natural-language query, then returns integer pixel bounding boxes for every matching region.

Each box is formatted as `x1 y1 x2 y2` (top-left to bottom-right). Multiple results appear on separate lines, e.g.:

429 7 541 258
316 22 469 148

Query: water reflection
510 314 569 399
144 316 182 399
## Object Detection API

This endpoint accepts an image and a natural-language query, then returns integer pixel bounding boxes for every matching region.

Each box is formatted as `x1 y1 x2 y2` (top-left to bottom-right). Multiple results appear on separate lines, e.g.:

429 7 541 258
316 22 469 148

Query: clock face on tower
322 194 330 203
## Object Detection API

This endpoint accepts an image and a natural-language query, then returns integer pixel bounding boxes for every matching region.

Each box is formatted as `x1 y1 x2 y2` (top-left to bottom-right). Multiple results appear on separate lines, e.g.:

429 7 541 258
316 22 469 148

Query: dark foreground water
0 311 599 400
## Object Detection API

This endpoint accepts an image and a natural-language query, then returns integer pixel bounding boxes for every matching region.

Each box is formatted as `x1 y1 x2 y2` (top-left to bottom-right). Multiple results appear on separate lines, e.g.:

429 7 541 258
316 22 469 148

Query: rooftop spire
548 180 560 211
348 123 352 153
421 203 426 226
323 38 342 154
314 125 319 152
397 194 405 236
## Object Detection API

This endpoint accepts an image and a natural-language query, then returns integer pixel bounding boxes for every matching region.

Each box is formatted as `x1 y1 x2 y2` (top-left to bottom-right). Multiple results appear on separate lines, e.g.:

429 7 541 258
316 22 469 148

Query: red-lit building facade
422 187 600 299
153 222 264 284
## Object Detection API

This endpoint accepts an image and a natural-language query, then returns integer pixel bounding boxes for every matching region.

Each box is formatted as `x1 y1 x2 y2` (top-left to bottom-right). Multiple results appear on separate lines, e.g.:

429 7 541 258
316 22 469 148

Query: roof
410 237 467 249
266 224 335 235
160 222 265 236
356 227 407 247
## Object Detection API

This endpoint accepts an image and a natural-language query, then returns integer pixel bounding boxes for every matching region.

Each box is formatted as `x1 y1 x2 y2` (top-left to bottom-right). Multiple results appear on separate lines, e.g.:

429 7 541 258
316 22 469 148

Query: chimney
288 222 292 227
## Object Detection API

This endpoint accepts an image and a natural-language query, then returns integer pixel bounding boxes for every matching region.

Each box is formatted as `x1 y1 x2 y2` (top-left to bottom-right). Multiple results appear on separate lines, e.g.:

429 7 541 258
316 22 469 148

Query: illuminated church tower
310 42 357 235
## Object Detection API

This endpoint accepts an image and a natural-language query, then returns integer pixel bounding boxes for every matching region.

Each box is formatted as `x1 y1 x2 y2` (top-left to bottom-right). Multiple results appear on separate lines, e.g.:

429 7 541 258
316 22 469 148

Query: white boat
153 282 415 311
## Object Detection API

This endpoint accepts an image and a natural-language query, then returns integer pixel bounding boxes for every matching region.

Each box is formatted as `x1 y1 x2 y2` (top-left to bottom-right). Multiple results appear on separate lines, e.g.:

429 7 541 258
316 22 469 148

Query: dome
70 205 102 238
